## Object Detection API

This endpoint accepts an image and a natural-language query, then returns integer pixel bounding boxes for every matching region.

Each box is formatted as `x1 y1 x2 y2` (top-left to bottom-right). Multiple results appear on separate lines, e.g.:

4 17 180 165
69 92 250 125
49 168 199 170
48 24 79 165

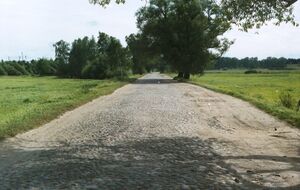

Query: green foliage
90 0 297 31
12 63 30 75
1 32 131 79
31 59 57 75
135 0 233 76
0 59 57 76
69 37 95 77
89 0 125 6
126 33 163 74
0 65 7 75
81 58 109 79
54 32 131 79
53 40 70 76
221 0 298 31
189 70 300 127
3 64 23 76
279 92 294 108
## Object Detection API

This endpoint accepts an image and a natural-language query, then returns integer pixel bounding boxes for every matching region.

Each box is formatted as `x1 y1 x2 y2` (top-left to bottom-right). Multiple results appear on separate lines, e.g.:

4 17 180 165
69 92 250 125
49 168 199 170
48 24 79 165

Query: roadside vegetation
188 70 300 128
0 76 139 139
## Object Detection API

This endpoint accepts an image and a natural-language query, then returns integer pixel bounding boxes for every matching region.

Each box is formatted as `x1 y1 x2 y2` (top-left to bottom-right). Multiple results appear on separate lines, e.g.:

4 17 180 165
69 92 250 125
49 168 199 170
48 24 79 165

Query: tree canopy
129 0 234 78
90 0 298 30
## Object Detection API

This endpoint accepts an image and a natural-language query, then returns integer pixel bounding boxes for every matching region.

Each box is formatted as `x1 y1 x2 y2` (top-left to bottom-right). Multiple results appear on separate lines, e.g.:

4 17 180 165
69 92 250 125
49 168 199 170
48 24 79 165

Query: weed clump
279 92 293 109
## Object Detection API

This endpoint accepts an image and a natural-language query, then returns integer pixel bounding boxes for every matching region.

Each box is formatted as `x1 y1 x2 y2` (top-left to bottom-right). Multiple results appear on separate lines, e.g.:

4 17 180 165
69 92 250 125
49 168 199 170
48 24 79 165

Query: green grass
0 76 139 139
185 70 300 128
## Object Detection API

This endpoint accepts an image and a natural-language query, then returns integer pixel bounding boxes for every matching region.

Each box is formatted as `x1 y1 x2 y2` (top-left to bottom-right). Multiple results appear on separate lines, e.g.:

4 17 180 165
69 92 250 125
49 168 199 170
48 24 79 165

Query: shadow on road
134 78 179 85
1 137 299 189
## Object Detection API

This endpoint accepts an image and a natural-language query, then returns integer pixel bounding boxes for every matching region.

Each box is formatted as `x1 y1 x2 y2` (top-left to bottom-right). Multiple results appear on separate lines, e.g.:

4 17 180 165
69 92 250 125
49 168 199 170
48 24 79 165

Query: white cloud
224 2 300 59
0 0 299 60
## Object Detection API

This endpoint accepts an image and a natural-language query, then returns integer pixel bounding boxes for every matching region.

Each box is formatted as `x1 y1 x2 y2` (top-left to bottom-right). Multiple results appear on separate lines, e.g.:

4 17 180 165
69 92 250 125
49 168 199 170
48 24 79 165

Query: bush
0 65 7 75
279 92 293 109
81 59 108 79
245 70 258 74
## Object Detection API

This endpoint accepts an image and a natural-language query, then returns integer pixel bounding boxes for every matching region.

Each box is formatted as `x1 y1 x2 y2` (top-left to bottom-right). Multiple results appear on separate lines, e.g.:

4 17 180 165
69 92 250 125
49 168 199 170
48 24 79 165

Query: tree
54 40 70 76
56 32 131 79
135 0 232 78
69 37 97 78
126 34 148 74
90 0 298 30
97 32 131 78
34 59 57 75
0 65 7 75
221 0 298 31
3 64 22 76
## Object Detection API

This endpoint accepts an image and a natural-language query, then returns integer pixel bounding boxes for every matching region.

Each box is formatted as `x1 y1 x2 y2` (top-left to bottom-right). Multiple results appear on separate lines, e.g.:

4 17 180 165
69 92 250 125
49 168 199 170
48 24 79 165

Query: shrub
81 59 108 79
279 92 293 109
244 70 258 74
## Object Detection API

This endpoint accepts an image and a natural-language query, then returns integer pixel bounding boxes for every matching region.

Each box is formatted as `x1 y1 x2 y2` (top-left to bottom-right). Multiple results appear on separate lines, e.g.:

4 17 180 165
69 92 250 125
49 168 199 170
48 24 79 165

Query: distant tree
34 59 57 75
97 32 130 78
65 32 130 79
12 62 30 75
69 37 97 78
3 64 22 76
54 40 70 76
0 64 7 75
212 56 290 70
126 33 160 74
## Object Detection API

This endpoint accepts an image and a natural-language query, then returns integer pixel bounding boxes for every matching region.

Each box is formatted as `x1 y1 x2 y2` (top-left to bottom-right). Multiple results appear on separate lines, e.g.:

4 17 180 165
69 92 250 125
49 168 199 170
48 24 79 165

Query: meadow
189 70 300 128
0 76 136 139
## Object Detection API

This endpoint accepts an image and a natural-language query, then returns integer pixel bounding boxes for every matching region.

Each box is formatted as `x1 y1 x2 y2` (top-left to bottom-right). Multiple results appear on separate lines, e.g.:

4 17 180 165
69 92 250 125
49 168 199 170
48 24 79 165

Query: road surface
0 73 299 189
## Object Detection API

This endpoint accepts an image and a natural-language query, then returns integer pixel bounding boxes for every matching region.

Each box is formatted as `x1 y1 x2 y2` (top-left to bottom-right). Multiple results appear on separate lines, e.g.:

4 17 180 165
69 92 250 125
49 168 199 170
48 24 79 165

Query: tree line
0 32 133 79
0 59 57 76
54 32 131 79
212 57 300 70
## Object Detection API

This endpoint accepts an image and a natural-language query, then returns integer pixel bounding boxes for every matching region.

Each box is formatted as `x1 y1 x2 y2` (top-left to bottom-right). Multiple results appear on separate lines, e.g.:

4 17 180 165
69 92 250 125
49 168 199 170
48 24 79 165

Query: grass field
188 70 300 128
0 76 138 139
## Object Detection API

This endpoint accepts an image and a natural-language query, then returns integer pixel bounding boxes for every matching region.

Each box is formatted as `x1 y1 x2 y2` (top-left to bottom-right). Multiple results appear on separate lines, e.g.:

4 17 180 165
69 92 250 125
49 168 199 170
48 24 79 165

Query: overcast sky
0 0 299 60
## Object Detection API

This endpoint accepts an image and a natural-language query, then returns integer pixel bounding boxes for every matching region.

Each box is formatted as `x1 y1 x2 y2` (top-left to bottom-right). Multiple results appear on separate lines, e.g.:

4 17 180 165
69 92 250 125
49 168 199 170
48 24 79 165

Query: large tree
134 0 233 78
89 0 298 30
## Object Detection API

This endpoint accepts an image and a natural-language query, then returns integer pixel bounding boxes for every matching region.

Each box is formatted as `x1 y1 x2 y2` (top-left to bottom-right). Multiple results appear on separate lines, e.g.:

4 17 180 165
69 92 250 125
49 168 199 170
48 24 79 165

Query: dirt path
0 73 299 189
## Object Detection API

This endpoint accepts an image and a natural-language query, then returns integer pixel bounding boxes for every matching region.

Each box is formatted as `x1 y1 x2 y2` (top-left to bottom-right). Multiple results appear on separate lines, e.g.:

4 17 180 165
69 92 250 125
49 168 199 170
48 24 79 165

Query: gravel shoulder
0 73 299 189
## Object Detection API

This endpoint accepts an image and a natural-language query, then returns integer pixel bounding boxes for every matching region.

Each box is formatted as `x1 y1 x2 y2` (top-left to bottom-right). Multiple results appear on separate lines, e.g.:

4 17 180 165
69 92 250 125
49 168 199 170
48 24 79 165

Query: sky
0 0 299 60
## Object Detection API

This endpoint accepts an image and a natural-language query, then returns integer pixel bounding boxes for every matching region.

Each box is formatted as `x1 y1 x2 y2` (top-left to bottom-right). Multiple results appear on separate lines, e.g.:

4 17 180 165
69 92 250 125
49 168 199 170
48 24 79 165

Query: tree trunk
178 72 184 78
183 72 190 79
